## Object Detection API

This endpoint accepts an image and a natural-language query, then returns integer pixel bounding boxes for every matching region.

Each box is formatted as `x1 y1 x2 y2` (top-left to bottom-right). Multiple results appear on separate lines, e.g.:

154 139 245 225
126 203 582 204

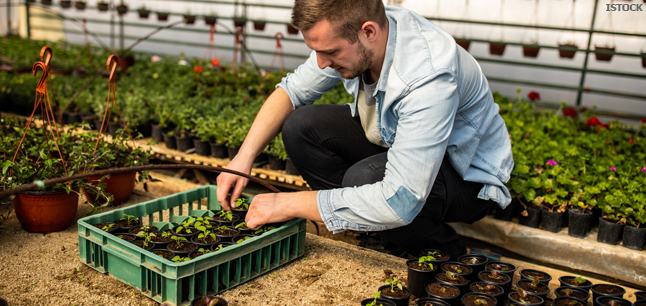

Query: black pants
282 104 493 259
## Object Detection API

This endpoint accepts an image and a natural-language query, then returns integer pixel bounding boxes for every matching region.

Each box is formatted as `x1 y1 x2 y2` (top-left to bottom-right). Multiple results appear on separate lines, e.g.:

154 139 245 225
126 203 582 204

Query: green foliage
170 235 188 249
215 210 233 221
418 256 434 269
385 277 402 292
171 255 190 263
234 197 249 210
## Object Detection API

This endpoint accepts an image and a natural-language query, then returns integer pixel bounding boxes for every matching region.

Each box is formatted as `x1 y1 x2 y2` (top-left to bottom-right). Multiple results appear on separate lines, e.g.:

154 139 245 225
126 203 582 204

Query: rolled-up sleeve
317 70 460 233
277 51 341 109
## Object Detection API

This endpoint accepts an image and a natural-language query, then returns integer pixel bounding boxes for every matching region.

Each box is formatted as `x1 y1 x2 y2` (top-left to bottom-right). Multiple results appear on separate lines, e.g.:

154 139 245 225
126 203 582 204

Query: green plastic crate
78 185 306 306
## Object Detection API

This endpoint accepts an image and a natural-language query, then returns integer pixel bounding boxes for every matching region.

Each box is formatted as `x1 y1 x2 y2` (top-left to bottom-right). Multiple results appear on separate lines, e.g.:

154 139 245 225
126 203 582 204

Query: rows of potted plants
496 89 646 251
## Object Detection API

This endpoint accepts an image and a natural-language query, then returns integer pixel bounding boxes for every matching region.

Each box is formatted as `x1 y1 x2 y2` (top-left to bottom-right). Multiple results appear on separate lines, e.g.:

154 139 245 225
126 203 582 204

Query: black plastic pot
595 296 631 306
635 291 646 301
622 225 646 250
426 282 462 306
508 292 544 306
176 135 194 152
285 157 300 176
190 295 228 306
115 219 141 234
568 208 593 238
268 154 286 170
417 297 451 306
231 221 255 235
485 261 517 279
214 228 239 243
457 254 488 282
554 286 590 303
478 270 511 297
516 279 550 302
591 284 626 303
468 282 504 302
378 284 412 306
519 205 541 228
461 292 497 306
210 142 228 159
231 206 248 221
95 222 120 234
558 276 593 292
191 234 220 249
129 123 152 138
361 298 396 306
212 213 239 227
151 123 164 142
597 217 624 245
441 262 473 281
591 208 602 231
541 210 564 233
493 200 517 221
167 241 198 257
116 233 138 242
553 296 587 306
227 146 239 160
635 300 646 306
193 139 210 156
163 133 177 150
435 273 469 298
407 258 438 298
519 269 552 285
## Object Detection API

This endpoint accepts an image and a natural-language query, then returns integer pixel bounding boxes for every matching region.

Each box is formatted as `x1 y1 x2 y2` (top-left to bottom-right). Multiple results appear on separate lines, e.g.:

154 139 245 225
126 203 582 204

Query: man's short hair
292 0 387 44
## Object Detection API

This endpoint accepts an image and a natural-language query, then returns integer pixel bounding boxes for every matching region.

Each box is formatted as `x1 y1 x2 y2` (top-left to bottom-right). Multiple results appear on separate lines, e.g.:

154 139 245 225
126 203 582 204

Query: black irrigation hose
0 164 280 198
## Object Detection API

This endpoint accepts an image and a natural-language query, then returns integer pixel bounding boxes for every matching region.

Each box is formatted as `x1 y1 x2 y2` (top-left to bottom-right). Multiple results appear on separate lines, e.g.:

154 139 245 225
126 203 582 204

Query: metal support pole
241 2 247 63
25 0 30 39
576 0 600 107
120 17 124 51
7 0 11 36
110 0 114 49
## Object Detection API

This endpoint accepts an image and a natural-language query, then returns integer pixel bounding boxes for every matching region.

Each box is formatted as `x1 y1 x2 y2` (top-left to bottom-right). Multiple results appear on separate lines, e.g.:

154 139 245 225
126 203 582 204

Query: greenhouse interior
0 0 645 305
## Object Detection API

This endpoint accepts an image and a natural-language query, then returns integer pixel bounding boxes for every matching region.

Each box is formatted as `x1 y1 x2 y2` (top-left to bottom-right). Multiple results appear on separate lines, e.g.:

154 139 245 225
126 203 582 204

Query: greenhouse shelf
77 185 307 306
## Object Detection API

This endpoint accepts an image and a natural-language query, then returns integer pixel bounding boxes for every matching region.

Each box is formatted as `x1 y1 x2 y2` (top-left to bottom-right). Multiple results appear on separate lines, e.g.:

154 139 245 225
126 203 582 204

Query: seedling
212 244 224 252
194 217 214 229
101 224 114 231
445 271 460 281
213 225 231 234
197 247 211 254
528 278 540 288
567 300 579 306
197 230 217 242
235 222 250 230
198 296 225 306
447 264 462 273
468 257 480 264
488 270 504 280
171 255 190 263
491 263 510 271
424 250 439 259
516 287 530 303
366 291 383 306
136 231 156 248
418 256 434 269
140 225 151 232
474 298 488 305
215 210 233 221
562 289 573 296
171 236 188 249
234 197 249 210
476 284 497 292
120 214 137 225
236 236 251 244
572 276 586 286
254 226 275 235
161 230 173 238
385 277 403 292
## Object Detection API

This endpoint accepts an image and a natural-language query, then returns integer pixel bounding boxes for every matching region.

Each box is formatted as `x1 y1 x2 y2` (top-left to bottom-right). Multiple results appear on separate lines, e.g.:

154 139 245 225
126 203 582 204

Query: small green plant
385 277 402 292
474 298 488 305
418 256 434 269
487 270 504 280
175 220 194 234
215 210 233 221
490 263 510 271
475 283 497 293
212 244 224 252
120 214 137 225
234 197 249 210
562 288 574 296
445 271 460 281
366 291 383 306
197 229 217 242
136 231 156 248
572 276 586 286
101 224 114 231
254 225 275 235
197 247 211 254
516 287 530 303
213 225 230 234
447 264 462 273
235 236 251 244
235 222 250 230
528 278 540 289
171 236 188 249
171 255 190 263
161 230 173 238
140 225 151 232
423 250 439 260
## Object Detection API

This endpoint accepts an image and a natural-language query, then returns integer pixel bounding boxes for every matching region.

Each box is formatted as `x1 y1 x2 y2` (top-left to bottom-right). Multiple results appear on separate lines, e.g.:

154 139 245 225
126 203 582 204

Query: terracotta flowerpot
14 190 79 233
157 12 169 21
558 44 578 59
523 45 540 58
137 9 150 19
97 1 108 11
253 21 266 31
287 24 299 35
489 42 506 56
116 4 128 16
60 0 71 8
594 46 615 62
83 171 136 205
204 16 217 26
233 18 246 28
455 39 471 51
184 15 196 25
74 1 86 10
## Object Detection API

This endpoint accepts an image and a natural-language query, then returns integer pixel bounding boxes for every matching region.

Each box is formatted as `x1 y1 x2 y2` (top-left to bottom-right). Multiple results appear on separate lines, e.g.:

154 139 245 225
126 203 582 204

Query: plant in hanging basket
233 17 246 28
96 0 108 11
641 52 646 68
184 10 197 25
455 38 471 51
157 11 170 21
41 0 52 5
523 41 540 58
594 45 615 62
489 42 506 56
60 0 72 9
253 20 266 31
558 42 578 59
137 5 150 19
116 1 128 16
287 24 299 35
74 0 86 10
204 12 217 25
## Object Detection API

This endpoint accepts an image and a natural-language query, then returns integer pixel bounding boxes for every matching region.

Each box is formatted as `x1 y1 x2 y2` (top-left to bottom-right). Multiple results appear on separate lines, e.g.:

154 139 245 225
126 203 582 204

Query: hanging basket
523 44 540 58
455 39 471 51
558 43 578 59
157 12 169 21
41 0 52 5
253 21 266 31
14 190 79 233
594 45 615 62
116 4 128 16
287 24 299 35
204 16 217 26
83 171 137 205
641 52 646 68
97 1 108 11
489 42 507 56
184 14 196 25
60 0 71 8
137 9 150 19
233 18 246 28
74 0 86 10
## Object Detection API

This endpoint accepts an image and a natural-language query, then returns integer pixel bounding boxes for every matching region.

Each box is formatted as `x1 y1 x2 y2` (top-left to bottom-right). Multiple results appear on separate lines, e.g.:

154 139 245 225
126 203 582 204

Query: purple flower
609 167 617 172
546 160 559 166
642 167 646 172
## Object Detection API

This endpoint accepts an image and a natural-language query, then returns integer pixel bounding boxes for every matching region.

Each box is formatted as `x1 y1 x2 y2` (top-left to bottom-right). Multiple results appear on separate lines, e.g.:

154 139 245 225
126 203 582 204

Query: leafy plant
136 231 156 248
254 226 275 235
366 291 382 306
215 210 233 221
234 197 249 210
385 277 402 292
487 270 505 280
235 236 251 244
418 256 434 269
171 255 190 263
101 224 115 231
572 276 586 286
120 214 137 225
170 236 188 249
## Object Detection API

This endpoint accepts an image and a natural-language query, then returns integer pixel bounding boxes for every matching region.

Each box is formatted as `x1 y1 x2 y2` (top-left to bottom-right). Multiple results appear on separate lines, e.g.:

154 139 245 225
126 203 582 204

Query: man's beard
342 41 374 79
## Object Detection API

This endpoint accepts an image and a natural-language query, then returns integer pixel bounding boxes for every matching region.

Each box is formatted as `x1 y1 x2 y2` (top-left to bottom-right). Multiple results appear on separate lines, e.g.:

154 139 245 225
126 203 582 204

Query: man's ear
361 21 380 42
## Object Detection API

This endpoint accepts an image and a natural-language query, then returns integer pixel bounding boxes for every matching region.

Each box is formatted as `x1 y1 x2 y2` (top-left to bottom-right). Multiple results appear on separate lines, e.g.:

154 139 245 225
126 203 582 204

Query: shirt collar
375 13 397 93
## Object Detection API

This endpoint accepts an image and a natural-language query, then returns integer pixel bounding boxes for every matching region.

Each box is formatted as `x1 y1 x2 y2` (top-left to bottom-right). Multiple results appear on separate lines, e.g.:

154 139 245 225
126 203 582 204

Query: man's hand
246 191 322 229
216 156 253 210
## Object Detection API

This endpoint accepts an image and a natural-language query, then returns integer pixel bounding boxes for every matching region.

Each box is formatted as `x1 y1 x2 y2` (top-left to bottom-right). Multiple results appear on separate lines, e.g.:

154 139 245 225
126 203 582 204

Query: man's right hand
216 156 253 211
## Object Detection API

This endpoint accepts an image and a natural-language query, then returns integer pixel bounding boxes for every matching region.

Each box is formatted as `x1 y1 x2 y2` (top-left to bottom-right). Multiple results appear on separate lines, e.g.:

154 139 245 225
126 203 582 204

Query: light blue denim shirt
277 6 513 233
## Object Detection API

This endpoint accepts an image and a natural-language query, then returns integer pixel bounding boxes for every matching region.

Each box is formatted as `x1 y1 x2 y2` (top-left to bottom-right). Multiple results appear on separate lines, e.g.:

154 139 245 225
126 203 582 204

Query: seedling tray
77 185 306 306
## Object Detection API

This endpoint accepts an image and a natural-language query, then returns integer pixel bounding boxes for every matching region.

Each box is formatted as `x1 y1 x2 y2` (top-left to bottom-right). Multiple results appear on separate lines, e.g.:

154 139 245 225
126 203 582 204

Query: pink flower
151 55 162 62
642 167 646 172
609 167 617 172
546 159 559 166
